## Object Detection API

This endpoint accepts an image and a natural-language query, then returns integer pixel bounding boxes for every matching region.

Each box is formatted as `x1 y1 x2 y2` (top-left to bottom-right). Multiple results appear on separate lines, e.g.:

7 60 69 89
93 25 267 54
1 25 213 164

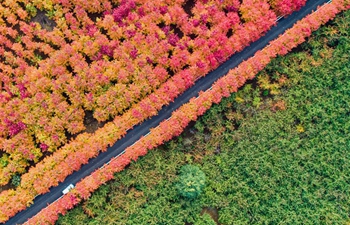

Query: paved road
7 0 330 224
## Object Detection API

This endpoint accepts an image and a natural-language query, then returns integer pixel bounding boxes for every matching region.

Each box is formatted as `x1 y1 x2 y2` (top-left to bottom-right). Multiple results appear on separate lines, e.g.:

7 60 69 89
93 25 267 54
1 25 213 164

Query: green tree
176 165 206 199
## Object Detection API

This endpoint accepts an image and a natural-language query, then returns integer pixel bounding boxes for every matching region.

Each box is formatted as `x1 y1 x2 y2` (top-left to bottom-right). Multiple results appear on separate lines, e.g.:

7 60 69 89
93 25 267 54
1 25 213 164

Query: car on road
62 184 75 195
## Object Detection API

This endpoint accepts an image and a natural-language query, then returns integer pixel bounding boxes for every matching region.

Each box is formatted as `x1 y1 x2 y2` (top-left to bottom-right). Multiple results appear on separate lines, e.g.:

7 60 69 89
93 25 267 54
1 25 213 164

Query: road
6 0 330 224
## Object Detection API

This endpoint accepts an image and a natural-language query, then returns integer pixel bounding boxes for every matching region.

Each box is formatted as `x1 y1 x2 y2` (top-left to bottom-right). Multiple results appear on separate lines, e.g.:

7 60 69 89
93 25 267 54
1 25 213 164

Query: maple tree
0 0 280 188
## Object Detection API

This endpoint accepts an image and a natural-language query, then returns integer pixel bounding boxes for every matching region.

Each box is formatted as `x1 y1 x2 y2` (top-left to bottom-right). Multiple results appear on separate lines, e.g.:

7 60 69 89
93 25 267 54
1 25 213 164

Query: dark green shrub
176 165 206 199
11 174 21 187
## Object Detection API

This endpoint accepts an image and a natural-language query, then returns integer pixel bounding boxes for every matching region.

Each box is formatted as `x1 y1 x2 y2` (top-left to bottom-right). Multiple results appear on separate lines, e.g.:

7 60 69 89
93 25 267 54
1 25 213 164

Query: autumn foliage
269 0 307 15
19 0 350 224
0 0 281 221
0 0 279 187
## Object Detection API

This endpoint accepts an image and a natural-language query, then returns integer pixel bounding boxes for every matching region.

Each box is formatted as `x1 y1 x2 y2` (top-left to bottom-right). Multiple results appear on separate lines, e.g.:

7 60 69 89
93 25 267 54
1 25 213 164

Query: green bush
25 4 37 17
194 213 216 225
176 165 206 200
0 154 9 168
11 174 21 187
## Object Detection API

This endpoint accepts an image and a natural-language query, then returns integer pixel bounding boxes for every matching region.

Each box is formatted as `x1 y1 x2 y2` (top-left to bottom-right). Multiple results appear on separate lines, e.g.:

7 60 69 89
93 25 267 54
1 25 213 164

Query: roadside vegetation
57 9 350 225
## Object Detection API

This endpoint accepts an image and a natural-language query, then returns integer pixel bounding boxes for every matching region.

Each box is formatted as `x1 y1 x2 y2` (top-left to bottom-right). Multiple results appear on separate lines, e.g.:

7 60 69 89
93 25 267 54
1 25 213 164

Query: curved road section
7 0 330 224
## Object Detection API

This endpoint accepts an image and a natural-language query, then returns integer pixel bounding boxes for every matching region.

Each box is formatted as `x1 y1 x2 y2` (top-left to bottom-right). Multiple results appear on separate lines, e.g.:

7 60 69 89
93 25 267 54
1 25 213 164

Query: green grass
57 10 350 225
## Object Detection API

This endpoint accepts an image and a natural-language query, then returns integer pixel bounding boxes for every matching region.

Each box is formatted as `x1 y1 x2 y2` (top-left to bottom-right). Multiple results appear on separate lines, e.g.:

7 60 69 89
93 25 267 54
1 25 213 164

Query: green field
57 10 350 225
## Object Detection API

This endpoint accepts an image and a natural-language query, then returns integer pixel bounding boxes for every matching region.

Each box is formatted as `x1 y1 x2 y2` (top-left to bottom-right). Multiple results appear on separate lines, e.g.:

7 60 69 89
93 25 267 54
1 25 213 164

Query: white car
62 184 75 195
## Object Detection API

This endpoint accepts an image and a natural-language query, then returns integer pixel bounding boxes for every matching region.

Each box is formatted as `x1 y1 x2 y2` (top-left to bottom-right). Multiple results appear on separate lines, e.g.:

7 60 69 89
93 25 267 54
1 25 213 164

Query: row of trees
20 0 350 224
0 0 280 186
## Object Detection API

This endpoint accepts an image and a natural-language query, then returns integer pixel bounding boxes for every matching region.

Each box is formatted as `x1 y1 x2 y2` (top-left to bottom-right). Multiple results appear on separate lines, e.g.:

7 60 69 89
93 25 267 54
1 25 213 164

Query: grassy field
57 10 350 225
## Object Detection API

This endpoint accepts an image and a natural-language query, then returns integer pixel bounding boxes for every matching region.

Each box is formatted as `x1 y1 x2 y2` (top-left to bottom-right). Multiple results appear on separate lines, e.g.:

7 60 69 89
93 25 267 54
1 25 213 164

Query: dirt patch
31 10 57 31
83 110 107 133
0 182 14 192
182 0 196 17
201 207 220 224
